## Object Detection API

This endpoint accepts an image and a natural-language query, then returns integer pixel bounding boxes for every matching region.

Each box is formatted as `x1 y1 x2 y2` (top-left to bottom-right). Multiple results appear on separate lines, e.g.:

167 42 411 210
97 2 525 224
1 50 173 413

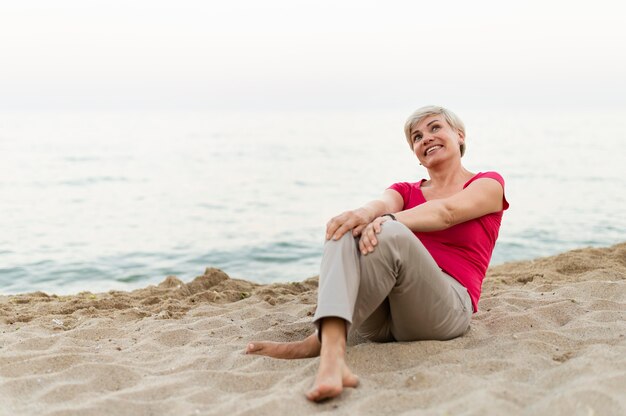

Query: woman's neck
425 160 473 189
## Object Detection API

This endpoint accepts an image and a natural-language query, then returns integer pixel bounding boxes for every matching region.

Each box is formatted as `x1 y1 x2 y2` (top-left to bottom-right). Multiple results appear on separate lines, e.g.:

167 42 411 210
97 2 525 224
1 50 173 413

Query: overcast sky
1 0 624 110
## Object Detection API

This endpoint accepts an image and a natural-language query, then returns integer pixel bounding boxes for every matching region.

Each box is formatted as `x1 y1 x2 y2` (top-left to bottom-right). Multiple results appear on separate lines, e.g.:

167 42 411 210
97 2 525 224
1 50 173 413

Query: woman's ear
457 130 466 148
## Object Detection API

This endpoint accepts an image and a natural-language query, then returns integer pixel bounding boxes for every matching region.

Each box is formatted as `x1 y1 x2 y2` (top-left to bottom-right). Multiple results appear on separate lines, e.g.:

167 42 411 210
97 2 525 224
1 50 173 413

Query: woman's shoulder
388 179 427 194
464 171 509 210
465 171 506 187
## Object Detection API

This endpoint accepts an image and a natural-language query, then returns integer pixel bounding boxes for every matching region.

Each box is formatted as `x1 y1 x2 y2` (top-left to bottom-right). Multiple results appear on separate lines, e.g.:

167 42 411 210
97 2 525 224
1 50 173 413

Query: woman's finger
359 235 369 254
327 217 349 240
361 226 379 254
368 227 378 247
352 224 366 236
332 222 354 240
326 216 345 240
360 232 371 254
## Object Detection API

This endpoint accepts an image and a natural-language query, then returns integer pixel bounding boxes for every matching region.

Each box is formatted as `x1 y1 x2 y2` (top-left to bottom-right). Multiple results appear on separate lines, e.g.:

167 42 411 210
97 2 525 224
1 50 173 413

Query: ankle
320 317 347 343
318 318 347 360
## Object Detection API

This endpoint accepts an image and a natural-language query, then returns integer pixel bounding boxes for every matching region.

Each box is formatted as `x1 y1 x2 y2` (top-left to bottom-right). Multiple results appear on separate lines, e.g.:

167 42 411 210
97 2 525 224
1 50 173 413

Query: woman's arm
326 189 404 240
395 178 505 231
357 178 504 255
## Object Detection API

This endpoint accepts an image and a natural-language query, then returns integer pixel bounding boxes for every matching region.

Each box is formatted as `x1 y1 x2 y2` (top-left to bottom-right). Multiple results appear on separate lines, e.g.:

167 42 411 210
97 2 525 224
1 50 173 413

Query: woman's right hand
325 208 374 241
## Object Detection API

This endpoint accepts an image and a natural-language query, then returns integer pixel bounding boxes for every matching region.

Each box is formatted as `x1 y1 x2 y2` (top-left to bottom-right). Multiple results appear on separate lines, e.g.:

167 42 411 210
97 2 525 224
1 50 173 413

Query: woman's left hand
358 216 391 255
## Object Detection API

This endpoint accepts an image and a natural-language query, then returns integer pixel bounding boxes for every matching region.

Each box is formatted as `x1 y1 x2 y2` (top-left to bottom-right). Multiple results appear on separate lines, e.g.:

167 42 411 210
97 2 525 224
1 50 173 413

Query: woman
246 106 509 402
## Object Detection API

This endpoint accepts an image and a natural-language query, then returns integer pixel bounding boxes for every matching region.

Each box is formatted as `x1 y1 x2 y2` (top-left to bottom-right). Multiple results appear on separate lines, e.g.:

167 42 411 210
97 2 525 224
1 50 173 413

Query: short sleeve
388 182 410 206
474 171 509 210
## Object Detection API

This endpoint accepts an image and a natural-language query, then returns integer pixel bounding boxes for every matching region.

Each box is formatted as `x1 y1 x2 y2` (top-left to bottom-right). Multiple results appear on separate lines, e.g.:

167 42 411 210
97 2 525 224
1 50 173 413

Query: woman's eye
413 135 422 142
432 125 440 132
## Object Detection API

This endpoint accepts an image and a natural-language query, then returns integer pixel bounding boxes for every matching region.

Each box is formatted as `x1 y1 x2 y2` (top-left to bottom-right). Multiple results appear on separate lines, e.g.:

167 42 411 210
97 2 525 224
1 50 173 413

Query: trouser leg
313 221 472 342
355 221 472 341
313 230 361 329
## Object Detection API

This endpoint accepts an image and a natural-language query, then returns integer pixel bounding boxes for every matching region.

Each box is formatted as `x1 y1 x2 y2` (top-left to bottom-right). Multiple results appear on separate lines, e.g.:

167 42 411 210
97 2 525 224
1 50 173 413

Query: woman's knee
323 231 359 259
325 230 356 246
373 220 414 249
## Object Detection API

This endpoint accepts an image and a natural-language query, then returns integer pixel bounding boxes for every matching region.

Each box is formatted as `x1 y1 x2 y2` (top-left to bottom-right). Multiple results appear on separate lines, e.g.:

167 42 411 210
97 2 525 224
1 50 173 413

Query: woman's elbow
438 203 456 229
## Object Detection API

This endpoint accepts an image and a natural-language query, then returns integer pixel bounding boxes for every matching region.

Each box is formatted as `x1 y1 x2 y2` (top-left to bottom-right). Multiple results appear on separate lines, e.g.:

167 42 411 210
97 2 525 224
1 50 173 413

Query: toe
341 364 359 388
306 384 341 402
246 343 261 354
344 373 359 388
305 388 319 401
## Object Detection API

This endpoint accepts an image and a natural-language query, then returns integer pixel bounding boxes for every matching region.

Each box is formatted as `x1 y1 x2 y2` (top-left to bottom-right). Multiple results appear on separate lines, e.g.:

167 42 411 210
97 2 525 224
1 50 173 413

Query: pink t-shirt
388 172 509 312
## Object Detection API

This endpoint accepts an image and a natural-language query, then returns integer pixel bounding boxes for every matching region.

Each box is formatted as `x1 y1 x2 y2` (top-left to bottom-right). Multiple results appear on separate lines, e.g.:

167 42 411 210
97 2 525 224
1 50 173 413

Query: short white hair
404 106 466 156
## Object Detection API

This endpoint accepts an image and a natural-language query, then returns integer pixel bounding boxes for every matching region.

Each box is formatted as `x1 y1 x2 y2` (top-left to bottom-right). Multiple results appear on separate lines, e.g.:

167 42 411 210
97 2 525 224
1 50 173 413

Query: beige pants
313 221 472 342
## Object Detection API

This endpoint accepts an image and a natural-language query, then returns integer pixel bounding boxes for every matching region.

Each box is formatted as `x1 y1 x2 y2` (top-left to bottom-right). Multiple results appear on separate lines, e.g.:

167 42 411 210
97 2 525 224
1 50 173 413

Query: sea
1 108 624 295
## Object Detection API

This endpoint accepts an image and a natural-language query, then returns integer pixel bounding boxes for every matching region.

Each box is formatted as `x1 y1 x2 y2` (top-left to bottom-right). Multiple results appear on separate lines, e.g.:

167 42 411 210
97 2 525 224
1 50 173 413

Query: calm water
1 109 624 294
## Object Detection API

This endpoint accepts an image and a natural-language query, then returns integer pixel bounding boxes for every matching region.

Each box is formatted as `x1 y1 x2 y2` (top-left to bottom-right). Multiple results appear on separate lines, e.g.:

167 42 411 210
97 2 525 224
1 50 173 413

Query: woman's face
409 115 464 168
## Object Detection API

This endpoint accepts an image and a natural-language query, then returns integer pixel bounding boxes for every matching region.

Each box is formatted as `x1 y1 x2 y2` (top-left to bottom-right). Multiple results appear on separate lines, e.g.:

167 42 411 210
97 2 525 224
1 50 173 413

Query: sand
1 243 625 416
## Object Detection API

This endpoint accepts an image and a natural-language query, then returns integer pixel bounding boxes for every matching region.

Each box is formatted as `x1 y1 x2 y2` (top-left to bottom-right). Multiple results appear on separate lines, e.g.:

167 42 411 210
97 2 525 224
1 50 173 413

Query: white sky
1 0 624 110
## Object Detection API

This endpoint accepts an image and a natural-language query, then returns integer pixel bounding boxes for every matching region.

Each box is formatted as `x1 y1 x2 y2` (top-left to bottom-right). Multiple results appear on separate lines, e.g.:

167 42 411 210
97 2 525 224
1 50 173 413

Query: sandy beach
1 243 625 416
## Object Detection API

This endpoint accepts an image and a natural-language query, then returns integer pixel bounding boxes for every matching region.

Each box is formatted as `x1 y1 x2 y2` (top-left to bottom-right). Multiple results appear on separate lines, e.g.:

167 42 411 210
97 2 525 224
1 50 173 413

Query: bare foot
245 333 321 359
246 318 359 402
305 317 359 402
305 354 359 402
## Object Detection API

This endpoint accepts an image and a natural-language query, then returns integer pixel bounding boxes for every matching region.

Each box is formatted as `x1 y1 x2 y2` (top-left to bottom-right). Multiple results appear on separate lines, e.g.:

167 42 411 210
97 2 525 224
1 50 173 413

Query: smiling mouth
424 145 442 156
